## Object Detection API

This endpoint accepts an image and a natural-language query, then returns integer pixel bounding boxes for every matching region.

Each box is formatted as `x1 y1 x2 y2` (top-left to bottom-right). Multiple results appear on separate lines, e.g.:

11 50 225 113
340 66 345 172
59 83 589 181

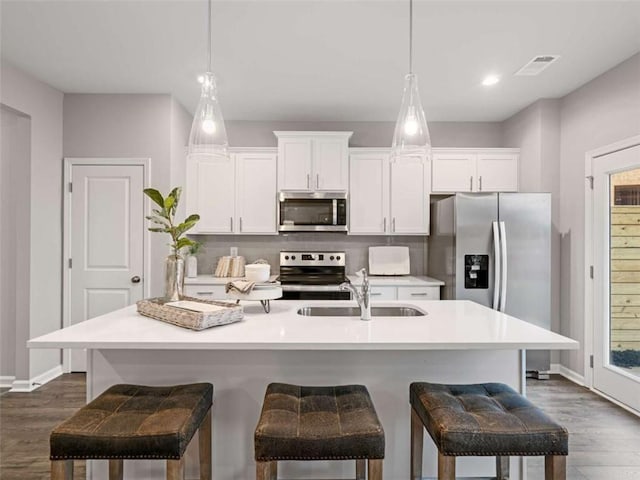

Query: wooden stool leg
356 459 366 480
367 458 382 480
269 461 277 480
51 460 73 480
438 453 455 480
199 408 212 480
496 456 510 479
109 459 124 480
256 461 273 480
167 457 185 480
411 407 424 480
545 455 566 480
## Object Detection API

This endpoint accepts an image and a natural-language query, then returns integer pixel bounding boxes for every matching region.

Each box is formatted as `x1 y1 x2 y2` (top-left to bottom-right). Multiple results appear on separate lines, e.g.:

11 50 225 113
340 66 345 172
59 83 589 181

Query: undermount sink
296 305 427 317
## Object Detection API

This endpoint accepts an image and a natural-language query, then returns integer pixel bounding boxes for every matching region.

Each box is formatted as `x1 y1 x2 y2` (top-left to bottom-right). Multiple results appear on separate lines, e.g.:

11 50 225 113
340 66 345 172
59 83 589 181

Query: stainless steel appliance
428 193 551 374
279 251 350 300
278 192 348 232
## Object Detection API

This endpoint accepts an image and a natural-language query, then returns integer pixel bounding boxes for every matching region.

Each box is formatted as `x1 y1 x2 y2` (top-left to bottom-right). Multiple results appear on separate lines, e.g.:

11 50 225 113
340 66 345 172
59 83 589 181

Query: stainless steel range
279 251 351 300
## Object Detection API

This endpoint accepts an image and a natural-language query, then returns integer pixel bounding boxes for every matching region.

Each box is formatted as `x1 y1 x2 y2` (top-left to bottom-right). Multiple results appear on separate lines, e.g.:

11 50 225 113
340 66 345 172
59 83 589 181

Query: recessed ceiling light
482 75 500 86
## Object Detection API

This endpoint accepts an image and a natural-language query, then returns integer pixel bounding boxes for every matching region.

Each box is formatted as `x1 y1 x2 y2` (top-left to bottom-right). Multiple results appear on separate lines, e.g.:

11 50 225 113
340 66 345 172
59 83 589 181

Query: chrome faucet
340 268 371 321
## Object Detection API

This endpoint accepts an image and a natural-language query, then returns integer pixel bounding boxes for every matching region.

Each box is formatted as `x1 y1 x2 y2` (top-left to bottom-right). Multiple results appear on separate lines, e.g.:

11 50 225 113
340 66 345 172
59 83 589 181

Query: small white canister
245 263 270 283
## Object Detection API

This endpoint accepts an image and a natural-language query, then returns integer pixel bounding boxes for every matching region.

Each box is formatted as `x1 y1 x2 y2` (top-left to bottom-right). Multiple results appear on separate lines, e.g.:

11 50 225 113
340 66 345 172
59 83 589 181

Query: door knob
131 276 141 284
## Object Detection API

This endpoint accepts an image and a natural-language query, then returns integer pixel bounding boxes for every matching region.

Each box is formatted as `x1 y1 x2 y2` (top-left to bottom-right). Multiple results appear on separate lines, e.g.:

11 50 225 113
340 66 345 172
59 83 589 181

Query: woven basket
136 296 243 331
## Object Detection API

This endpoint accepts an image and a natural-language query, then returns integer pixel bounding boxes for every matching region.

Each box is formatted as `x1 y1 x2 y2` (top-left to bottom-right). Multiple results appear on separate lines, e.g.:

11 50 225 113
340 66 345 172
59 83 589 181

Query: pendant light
188 0 228 159
391 0 431 160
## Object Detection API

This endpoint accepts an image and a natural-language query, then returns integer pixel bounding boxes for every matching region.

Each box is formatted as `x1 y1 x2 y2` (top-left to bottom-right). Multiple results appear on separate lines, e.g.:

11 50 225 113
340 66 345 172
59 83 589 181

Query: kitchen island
29 300 577 480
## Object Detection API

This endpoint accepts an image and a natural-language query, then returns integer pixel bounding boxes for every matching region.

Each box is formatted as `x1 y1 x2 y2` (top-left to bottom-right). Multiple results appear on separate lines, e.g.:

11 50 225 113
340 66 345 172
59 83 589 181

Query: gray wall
0 61 63 383
226 121 503 148
194 234 427 277
502 99 562 365
64 93 182 298
558 52 640 376
0 107 31 381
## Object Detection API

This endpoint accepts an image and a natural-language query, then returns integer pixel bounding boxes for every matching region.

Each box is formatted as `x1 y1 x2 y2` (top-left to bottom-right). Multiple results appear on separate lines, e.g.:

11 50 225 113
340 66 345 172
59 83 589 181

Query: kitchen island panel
88 348 523 480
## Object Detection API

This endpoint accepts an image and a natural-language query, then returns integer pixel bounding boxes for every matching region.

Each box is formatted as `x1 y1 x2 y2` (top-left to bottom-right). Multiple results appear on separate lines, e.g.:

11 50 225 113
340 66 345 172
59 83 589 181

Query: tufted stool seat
50 383 213 480
410 382 568 480
254 383 384 480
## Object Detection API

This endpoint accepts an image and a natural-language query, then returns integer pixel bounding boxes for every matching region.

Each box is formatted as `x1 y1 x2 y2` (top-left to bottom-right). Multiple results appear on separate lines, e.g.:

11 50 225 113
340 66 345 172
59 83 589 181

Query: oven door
278 192 347 232
281 285 351 300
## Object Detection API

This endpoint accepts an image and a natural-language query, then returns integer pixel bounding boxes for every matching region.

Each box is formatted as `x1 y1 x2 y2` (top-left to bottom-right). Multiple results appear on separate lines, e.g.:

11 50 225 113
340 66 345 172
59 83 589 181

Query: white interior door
67 163 145 371
593 144 640 413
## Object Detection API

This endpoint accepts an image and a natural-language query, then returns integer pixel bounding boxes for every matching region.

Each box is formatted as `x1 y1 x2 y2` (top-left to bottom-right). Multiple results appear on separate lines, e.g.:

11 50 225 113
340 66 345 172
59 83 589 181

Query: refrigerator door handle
499 221 508 312
492 221 501 310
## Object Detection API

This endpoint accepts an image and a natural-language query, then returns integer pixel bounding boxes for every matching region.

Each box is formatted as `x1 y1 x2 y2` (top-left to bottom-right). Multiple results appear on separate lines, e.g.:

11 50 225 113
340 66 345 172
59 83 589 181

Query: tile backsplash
192 233 428 276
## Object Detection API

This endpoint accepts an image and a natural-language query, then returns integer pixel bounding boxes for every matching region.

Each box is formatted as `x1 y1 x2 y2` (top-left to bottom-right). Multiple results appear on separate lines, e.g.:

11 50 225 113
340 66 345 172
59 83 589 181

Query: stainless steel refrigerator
429 193 551 373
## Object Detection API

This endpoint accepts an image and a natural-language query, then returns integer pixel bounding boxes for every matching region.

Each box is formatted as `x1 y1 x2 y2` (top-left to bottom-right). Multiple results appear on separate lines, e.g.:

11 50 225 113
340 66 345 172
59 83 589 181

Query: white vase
186 255 198 278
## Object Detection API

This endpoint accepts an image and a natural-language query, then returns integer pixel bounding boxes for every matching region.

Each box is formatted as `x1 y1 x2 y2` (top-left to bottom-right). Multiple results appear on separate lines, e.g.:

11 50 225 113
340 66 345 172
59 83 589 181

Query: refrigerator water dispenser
464 255 488 289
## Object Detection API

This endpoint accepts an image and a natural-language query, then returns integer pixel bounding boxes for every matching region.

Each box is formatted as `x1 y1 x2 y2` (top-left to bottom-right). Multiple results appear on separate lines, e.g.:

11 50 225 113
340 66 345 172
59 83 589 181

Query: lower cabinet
369 286 441 300
183 285 228 300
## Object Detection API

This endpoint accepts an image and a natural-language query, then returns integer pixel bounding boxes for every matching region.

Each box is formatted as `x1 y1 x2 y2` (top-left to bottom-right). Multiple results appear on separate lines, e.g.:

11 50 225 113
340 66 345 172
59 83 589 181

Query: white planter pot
186 255 198 278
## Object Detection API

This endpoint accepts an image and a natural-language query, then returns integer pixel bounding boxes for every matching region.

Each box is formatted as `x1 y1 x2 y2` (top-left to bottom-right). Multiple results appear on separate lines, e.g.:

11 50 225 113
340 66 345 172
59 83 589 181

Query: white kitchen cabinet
349 149 430 235
186 149 278 234
183 284 228 300
236 152 278 234
396 286 440 300
390 158 431 234
369 286 397 300
349 151 389 234
431 149 519 193
275 132 352 191
187 155 236 233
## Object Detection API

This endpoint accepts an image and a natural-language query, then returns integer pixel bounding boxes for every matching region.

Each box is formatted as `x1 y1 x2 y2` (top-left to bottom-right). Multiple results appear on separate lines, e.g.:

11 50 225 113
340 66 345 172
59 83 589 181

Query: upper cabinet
186 149 278 235
349 149 430 235
275 131 352 191
431 148 519 193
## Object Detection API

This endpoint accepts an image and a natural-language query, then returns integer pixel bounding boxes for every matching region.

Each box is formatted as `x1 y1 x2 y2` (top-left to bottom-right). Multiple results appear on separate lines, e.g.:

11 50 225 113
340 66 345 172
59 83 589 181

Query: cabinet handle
316 174 320 189
411 292 428 296
392 218 396 233
307 174 310 189
197 291 214 295
230 217 233 231
470 176 473 191
370 292 382 296
479 176 483 191
383 217 387 232
239 217 243 232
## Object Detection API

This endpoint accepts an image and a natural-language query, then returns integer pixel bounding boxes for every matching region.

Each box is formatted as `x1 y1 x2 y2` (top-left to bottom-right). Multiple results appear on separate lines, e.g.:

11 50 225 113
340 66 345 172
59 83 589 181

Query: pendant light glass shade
188 72 228 158
391 73 431 159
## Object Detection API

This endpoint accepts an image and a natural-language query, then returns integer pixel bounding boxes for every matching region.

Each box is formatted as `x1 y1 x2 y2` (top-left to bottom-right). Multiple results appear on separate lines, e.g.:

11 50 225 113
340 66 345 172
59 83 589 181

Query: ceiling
2 1 640 122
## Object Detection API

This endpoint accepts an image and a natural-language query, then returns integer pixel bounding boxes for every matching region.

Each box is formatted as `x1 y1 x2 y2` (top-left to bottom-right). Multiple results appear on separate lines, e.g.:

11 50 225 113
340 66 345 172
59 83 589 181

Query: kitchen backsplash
192 233 428 276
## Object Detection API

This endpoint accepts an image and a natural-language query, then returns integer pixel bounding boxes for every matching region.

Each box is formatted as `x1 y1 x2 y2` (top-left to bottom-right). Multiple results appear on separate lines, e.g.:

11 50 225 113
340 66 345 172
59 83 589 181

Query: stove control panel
280 251 346 267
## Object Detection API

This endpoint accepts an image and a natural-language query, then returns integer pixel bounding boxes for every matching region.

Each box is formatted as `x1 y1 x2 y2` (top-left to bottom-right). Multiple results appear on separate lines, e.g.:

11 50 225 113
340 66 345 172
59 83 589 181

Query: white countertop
185 275 279 285
28 300 577 351
185 274 443 287
347 275 444 286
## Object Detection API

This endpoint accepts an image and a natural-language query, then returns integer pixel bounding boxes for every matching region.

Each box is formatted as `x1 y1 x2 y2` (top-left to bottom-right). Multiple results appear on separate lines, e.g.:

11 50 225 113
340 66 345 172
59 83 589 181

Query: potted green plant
144 187 200 301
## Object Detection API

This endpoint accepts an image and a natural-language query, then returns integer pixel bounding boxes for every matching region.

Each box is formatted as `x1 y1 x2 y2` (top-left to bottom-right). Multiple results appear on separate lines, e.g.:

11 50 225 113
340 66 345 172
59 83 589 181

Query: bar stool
254 383 385 480
410 382 568 480
50 383 213 479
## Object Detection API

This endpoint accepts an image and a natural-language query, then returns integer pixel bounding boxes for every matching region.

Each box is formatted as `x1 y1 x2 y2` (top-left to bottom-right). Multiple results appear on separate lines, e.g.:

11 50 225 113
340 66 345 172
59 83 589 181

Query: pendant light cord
409 0 413 74
207 0 212 72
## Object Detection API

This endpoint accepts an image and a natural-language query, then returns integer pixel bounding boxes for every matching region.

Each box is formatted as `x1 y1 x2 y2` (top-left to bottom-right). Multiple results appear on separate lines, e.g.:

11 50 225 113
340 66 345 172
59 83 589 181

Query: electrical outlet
230 246 238 257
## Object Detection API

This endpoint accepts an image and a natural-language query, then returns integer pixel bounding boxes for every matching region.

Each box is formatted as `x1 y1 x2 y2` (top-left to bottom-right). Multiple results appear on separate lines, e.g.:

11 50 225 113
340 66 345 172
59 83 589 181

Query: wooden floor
1 374 639 479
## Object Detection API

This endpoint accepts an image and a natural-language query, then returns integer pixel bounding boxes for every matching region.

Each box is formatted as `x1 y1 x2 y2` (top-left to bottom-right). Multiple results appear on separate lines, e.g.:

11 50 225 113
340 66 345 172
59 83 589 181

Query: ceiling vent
515 55 560 76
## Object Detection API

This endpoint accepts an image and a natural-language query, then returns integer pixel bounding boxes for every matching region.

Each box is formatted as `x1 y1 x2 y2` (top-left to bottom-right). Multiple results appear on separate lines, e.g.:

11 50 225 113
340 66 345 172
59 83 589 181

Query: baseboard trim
9 365 63 392
550 363 585 386
0 375 16 388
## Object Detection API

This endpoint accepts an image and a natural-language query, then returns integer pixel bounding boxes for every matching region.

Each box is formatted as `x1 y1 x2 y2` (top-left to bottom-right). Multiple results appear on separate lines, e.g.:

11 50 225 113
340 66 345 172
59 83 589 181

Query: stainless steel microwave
278 192 348 232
